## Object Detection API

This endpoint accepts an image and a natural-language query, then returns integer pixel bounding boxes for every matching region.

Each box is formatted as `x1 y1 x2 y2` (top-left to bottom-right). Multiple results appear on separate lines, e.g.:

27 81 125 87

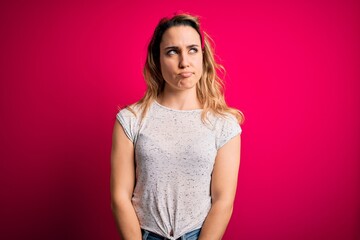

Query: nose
179 52 190 69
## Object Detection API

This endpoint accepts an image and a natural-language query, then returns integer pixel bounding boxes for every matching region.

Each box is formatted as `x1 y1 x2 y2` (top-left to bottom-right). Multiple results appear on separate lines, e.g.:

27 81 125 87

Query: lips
179 72 193 78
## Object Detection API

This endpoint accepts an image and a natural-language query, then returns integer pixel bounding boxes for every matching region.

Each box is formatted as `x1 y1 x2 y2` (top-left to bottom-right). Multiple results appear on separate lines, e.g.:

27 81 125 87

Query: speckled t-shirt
116 100 242 239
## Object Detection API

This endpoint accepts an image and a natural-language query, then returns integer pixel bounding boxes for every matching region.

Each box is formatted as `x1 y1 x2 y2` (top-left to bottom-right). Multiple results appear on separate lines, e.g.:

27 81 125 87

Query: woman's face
159 25 203 91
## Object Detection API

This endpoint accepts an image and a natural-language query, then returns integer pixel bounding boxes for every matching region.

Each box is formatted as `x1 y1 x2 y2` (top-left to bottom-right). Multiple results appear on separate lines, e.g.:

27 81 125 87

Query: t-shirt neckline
154 100 203 112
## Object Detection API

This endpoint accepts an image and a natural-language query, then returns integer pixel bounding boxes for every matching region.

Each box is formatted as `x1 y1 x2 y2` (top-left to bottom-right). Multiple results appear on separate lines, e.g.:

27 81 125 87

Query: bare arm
198 134 241 240
110 120 142 240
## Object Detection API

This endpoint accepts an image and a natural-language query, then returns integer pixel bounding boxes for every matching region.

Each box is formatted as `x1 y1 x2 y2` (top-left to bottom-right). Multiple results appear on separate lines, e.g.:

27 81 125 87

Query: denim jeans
141 228 201 240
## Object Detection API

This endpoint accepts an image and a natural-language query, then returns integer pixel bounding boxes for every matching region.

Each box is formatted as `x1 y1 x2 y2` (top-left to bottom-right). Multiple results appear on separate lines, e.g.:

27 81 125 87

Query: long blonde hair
127 13 245 125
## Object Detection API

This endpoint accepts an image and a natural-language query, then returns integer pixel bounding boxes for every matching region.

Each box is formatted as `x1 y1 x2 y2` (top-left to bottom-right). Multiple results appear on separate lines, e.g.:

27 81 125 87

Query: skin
157 25 203 110
110 25 241 240
110 121 142 239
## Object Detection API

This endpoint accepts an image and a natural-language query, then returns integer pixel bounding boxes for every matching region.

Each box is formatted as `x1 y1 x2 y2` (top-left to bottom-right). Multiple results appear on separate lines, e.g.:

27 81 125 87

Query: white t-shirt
116 100 242 239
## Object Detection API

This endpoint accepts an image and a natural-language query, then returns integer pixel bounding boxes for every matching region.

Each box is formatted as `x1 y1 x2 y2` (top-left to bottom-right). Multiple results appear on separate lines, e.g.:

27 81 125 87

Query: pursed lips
178 72 193 78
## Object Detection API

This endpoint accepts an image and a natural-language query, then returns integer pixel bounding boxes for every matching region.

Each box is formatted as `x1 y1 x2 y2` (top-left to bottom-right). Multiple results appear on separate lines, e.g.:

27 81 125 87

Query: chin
176 81 198 90
179 77 200 86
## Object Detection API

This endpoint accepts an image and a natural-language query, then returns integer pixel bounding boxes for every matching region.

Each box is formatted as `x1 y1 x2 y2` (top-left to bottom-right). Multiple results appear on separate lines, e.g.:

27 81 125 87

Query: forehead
160 25 201 47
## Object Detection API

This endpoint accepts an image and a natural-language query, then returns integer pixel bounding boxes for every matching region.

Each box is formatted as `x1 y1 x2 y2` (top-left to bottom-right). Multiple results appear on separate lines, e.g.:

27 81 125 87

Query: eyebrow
163 44 200 50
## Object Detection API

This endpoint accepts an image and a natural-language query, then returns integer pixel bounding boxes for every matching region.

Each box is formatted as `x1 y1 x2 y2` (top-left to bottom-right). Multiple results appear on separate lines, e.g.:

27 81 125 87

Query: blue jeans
141 228 201 240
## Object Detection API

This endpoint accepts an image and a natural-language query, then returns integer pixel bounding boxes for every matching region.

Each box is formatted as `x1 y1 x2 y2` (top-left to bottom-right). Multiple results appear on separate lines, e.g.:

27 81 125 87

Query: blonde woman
111 13 244 240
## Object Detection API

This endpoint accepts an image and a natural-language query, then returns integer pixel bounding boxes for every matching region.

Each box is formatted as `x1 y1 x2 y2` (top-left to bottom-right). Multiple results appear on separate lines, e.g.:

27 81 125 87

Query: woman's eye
189 48 198 54
167 50 177 55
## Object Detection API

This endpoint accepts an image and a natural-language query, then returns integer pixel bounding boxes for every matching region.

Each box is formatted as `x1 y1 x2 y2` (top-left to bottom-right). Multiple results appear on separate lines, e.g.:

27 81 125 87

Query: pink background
1 0 359 239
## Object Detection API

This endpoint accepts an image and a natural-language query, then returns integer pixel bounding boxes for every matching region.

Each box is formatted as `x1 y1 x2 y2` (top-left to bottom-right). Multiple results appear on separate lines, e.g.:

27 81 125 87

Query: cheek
160 59 174 73
159 59 168 75
160 60 177 81
195 56 203 73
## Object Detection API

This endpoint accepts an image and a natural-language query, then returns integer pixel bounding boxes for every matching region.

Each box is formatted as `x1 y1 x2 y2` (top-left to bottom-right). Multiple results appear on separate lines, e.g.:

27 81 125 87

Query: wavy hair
127 13 245 125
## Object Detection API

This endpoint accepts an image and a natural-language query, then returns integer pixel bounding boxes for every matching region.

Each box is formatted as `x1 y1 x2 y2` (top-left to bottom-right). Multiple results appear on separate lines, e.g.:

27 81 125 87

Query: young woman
111 13 245 240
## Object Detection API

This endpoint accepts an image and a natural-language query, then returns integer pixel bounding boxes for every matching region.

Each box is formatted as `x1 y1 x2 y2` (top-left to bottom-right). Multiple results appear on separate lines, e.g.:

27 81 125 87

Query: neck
157 87 202 111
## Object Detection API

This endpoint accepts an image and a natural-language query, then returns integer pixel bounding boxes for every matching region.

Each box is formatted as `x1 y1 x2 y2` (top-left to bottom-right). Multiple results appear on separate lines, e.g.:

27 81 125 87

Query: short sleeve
116 107 140 144
215 115 242 150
